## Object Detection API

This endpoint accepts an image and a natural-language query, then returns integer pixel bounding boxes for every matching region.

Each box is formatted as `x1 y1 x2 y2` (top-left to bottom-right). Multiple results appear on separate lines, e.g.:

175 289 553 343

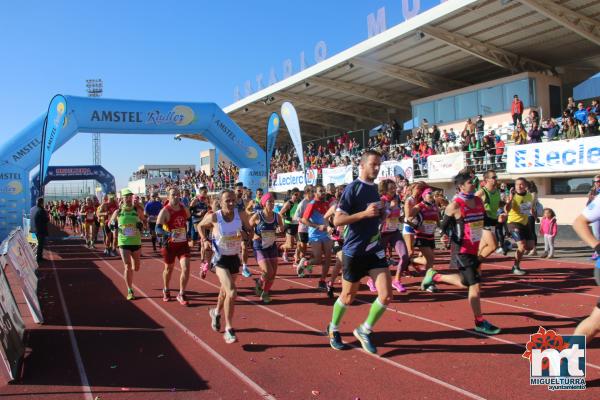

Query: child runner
421 172 501 335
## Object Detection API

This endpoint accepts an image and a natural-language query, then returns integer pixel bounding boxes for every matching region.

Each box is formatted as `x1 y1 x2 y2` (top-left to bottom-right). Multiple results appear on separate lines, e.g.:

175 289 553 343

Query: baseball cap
121 188 133 196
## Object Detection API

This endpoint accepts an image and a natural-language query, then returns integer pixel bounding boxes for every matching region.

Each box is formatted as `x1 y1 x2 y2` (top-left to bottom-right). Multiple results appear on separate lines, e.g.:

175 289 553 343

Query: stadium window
455 91 478 120
414 102 434 125
200 156 210 166
550 177 593 195
478 86 503 115
502 79 531 109
434 97 455 123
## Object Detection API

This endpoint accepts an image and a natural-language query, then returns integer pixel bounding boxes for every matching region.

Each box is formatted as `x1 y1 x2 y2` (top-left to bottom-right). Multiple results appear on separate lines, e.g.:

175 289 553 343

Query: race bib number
122 224 137 237
422 220 436 234
148 215 157 223
221 235 240 252
520 202 532 216
385 217 399 232
261 230 276 248
469 220 483 242
171 227 187 243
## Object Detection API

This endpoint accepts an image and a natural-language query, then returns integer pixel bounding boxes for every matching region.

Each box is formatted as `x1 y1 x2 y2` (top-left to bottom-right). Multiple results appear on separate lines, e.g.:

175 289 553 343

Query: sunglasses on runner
488 176 498 180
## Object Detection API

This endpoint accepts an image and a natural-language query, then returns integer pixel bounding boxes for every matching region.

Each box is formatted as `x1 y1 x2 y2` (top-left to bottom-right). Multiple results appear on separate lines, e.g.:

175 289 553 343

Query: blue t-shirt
144 200 163 217
302 199 330 242
337 178 383 257
574 109 588 124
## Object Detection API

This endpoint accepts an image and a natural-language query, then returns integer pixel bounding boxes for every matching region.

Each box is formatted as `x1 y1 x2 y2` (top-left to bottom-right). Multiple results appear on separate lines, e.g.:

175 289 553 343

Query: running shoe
261 291 271 304
224 328 237 344
126 288 135 301
200 261 209 279
282 251 289 263
103 249 109 256
474 319 501 335
317 280 327 291
304 264 313 275
162 289 171 302
512 265 527 276
296 258 306 277
176 292 189 306
209 308 221 332
241 264 251 278
254 278 263 297
392 279 406 293
353 325 376 354
326 325 345 350
366 277 377 292
528 249 538 256
426 284 439 293
326 282 334 299
591 251 599 261
420 268 438 291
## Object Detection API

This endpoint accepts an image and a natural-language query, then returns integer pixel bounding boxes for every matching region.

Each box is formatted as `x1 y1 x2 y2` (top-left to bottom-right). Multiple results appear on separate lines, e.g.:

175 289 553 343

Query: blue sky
0 0 440 189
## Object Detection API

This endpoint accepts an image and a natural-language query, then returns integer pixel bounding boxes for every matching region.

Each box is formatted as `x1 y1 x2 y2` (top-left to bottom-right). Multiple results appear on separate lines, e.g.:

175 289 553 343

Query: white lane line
93 255 276 400
496 279 599 299
152 259 487 400
254 266 600 372
50 254 94 400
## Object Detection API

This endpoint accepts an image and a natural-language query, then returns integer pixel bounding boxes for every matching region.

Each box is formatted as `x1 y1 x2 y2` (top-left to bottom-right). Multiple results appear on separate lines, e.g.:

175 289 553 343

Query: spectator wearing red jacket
511 94 524 127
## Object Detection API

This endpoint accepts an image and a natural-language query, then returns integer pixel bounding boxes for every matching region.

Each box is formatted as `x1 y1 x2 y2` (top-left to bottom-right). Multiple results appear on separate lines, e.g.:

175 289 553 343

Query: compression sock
329 298 347 331
362 298 387 332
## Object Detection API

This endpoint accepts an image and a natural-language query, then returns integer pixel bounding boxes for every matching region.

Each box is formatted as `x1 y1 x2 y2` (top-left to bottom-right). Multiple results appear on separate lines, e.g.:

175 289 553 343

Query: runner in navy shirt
327 150 392 354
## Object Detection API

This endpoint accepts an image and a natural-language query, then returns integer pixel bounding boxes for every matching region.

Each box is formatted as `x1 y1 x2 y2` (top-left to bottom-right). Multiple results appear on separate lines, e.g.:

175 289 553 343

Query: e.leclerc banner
266 113 280 179
39 95 67 190
507 136 600 173
322 166 354 186
271 170 317 192
280 102 305 171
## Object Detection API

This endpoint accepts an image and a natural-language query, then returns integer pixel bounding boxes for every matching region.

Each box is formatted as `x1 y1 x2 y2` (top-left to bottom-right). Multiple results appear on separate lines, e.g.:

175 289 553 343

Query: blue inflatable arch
0 95 266 240
30 165 117 206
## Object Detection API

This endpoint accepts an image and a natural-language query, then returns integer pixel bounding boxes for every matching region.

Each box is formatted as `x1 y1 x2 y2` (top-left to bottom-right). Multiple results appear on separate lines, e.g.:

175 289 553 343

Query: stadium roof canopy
222 0 600 147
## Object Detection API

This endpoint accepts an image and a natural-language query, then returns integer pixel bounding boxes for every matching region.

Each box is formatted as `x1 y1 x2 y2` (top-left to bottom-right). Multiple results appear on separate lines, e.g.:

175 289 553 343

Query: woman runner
250 192 282 303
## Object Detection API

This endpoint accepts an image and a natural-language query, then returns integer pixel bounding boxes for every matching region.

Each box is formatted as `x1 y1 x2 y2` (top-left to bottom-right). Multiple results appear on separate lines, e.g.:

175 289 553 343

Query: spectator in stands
543 117 560 141
584 113 599 137
495 134 505 170
391 119 402 144
528 108 540 126
574 102 589 125
527 121 543 143
511 94 524 126
565 97 577 115
483 132 496 168
562 116 580 139
475 115 485 140
512 122 527 145
591 99 599 115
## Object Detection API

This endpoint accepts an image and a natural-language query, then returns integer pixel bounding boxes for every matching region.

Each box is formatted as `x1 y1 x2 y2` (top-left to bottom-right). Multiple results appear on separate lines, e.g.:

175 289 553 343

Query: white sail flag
281 102 305 171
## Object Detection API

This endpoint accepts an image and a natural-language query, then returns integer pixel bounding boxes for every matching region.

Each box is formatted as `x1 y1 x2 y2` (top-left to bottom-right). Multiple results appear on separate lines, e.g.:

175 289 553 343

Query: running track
0 232 598 399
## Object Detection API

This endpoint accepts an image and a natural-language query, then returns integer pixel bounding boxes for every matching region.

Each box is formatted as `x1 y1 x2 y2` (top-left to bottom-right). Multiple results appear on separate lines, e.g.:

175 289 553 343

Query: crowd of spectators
143 162 240 195
139 96 600 191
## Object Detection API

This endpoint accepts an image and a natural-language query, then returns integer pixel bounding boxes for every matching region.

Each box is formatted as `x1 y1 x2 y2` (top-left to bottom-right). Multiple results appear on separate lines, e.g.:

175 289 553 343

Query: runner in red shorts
156 188 192 306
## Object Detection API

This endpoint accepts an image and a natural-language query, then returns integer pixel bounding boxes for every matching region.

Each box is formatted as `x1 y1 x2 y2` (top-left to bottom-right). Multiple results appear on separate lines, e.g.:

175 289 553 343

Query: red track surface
0 232 599 399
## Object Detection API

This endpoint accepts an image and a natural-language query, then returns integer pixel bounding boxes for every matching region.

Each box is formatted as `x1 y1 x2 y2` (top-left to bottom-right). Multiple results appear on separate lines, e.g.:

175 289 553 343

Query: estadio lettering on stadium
507 136 600 173
271 170 318 192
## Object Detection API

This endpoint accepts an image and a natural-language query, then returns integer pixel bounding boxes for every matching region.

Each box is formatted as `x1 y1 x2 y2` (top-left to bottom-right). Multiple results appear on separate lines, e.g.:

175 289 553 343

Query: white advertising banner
270 169 318 192
375 159 414 183
2 228 43 324
506 136 600 173
322 166 354 186
427 152 465 179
